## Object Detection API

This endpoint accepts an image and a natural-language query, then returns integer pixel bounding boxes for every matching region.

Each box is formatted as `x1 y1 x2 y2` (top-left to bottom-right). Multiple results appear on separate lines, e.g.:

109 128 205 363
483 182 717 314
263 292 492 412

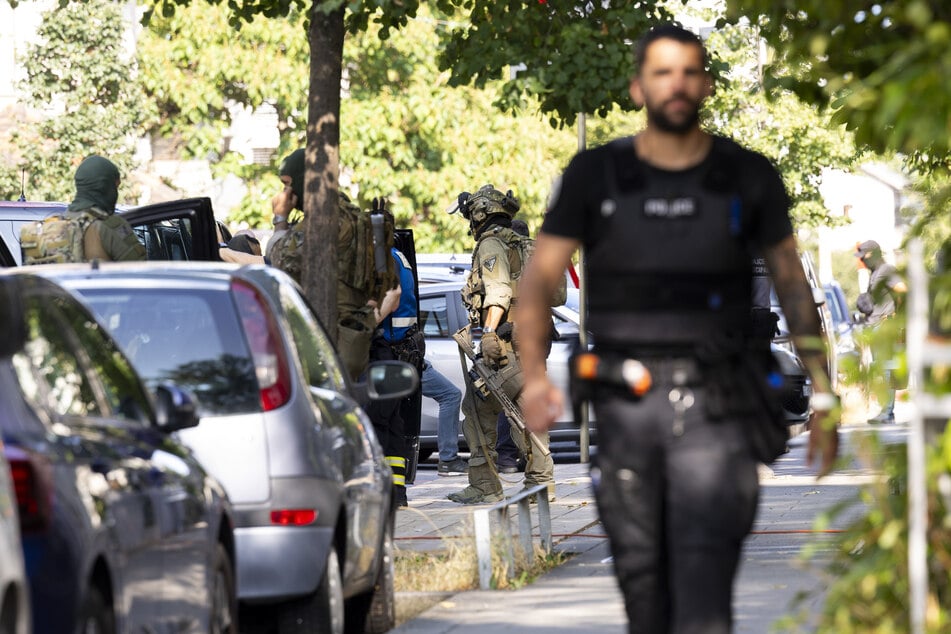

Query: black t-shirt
542 135 793 250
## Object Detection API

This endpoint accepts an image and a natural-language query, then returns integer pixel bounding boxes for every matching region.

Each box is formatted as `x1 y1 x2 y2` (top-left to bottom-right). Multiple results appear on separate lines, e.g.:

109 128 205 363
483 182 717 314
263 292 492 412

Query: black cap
855 240 881 258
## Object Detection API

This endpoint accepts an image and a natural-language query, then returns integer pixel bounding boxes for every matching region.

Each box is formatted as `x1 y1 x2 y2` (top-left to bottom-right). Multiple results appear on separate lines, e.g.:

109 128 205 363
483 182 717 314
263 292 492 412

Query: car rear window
79 288 260 416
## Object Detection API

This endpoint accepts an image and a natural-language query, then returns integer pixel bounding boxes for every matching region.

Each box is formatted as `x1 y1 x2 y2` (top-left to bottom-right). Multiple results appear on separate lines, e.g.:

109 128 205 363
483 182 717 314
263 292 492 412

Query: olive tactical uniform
21 156 145 264
448 185 556 505
543 135 794 634
854 239 905 423
267 194 381 381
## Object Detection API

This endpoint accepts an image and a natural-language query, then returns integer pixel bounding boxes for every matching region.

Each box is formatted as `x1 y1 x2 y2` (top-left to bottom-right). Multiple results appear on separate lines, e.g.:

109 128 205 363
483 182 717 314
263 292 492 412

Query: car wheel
210 544 238 634
77 586 115 634
277 547 344 634
345 516 396 634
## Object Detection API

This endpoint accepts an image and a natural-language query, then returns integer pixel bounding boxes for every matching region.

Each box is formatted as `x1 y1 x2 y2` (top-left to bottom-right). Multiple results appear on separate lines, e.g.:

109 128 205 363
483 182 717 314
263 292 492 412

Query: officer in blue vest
368 247 423 508
516 24 839 634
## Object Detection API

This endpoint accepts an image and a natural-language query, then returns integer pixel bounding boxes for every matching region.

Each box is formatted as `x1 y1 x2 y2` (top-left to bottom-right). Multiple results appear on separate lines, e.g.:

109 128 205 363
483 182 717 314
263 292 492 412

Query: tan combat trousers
460 346 553 496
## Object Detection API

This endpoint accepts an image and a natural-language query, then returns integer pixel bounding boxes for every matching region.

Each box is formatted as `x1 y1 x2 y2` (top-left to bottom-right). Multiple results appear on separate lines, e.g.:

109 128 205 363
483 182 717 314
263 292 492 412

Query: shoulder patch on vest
483 255 497 272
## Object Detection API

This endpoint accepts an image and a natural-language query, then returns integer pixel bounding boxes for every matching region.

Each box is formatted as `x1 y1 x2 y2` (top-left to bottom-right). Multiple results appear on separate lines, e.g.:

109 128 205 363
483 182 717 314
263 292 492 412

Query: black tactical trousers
591 361 760 634
366 338 408 485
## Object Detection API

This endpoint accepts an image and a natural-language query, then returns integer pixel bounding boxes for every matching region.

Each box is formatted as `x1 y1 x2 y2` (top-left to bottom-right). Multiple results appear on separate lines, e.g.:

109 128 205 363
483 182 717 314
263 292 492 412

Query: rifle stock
453 328 551 457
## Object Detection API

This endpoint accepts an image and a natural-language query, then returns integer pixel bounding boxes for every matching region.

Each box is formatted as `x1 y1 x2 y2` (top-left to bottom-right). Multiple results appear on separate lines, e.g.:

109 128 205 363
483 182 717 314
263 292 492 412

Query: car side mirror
0 277 26 358
367 360 419 401
154 383 200 432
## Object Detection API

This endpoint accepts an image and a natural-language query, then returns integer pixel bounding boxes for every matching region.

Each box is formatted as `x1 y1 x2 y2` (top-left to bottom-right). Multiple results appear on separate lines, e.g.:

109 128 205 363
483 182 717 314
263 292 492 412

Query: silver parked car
35 261 416 634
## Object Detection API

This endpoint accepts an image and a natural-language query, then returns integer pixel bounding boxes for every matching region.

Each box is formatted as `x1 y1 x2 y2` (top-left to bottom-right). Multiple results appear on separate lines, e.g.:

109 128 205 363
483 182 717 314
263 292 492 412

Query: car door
72 314 214 632
418 285 469 443
120 197 220 262
393 229 423 481
0 235 15 267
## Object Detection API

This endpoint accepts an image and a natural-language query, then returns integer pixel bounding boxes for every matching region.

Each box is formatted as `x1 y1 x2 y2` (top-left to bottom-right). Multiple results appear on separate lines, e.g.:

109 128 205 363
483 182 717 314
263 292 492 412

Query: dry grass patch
396 539 572 592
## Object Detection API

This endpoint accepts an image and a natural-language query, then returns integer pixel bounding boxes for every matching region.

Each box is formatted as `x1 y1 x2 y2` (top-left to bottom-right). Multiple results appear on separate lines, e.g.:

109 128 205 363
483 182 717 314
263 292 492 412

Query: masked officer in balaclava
68 155 145 262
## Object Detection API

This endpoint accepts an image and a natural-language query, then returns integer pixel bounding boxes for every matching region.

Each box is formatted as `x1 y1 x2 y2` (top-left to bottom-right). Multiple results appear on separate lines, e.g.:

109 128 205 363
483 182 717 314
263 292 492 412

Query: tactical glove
480 331 505 366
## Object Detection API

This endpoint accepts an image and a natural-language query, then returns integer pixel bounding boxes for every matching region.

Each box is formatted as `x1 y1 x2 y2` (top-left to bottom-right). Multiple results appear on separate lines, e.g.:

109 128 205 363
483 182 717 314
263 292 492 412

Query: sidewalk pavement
392 423 891 633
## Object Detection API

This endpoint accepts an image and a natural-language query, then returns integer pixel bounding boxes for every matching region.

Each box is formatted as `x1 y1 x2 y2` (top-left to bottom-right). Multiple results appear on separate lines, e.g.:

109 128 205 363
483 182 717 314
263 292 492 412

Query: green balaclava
278 149 305 211
68 155 120 214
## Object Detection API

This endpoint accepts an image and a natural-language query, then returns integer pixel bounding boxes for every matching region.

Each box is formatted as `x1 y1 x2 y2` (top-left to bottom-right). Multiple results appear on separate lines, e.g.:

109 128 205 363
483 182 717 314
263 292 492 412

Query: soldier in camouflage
267 149 379 381
446 184 555 505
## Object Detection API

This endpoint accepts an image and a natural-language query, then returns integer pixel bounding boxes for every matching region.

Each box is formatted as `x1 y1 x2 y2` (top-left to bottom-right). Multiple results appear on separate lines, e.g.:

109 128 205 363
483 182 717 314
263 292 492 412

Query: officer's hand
806 402 840 478
480 331 504 365
271 185 297 217
521 377 563 433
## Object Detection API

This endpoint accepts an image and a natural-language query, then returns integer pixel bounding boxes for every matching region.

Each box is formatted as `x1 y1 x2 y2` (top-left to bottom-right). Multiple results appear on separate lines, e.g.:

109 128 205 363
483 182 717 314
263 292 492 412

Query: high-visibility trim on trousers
387 455 407 487
386 456 407 469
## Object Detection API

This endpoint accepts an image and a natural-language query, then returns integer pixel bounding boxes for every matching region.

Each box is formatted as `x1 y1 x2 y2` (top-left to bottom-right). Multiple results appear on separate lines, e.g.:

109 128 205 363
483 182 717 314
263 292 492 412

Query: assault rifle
452 327 550 458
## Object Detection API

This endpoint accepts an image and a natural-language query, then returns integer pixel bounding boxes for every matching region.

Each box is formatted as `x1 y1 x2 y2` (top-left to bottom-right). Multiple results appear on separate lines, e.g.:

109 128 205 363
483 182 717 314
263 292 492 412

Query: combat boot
447 486 504 505
448 460 504 504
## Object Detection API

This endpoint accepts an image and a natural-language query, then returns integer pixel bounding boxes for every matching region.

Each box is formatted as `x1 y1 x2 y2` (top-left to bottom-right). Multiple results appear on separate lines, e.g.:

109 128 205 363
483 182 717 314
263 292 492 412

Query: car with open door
0 197 220 267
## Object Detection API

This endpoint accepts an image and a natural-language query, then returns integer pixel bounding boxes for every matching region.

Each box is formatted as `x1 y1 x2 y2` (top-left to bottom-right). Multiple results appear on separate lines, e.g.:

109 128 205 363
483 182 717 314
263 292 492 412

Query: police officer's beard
647 95 701 134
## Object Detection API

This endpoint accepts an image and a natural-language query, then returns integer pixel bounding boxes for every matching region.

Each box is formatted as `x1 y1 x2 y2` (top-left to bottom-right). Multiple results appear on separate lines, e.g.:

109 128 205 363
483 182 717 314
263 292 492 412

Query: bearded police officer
517 24 839 634
447 185 555 505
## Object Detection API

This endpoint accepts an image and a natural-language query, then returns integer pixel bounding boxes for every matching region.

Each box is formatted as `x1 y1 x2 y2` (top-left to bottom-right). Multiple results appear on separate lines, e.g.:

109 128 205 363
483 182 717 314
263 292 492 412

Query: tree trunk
304 0 344 341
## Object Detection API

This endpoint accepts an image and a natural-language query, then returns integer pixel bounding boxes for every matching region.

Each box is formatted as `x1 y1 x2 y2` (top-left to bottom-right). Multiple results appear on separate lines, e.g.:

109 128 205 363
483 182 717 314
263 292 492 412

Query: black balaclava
278 149 305 211
475 214 512 240
68 155 120 214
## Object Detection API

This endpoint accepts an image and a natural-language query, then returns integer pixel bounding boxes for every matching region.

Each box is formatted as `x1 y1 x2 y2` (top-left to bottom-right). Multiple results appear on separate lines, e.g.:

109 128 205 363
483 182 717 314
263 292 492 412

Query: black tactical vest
586 137 755 351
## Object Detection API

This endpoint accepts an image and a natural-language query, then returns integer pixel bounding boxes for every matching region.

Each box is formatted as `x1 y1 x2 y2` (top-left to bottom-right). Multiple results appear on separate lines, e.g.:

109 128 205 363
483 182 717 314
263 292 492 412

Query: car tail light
6 447 52 535
270 509 317 526
232 280 292 411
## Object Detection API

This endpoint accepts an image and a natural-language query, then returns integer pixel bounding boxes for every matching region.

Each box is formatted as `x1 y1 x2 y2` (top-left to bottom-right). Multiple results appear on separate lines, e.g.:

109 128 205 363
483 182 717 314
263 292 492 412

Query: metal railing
472 483 553 590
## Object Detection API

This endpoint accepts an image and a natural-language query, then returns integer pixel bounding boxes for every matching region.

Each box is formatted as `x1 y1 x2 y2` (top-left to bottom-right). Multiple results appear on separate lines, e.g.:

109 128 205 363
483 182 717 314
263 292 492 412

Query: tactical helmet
449 184 520 235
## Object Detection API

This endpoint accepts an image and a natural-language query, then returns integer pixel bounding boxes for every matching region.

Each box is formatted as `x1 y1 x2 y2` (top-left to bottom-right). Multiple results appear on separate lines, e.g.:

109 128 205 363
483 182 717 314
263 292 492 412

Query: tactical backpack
269 194 397 305
504 229 567 308
269 193 398 380
20 210 100 265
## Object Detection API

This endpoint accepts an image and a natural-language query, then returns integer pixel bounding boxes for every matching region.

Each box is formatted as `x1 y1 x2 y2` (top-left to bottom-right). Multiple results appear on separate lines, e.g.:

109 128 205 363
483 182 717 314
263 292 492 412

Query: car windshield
79 287 260 416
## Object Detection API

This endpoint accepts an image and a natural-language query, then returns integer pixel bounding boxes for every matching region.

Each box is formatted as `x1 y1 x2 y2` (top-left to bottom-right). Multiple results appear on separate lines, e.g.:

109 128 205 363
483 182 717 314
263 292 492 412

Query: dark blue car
0 273 237 633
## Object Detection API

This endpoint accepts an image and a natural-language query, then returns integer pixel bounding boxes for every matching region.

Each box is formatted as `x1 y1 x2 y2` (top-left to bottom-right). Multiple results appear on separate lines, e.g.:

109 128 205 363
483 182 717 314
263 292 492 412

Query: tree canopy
725 1 951 159
701 21 859 229
1 0 150 202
